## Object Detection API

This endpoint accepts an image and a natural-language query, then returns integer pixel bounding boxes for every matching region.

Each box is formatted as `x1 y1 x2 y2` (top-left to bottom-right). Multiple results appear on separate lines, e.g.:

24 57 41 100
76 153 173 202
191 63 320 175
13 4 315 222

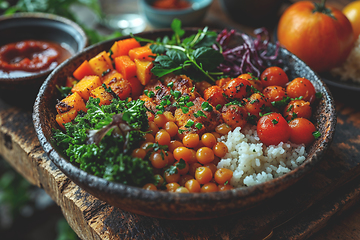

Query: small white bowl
139 0 213 28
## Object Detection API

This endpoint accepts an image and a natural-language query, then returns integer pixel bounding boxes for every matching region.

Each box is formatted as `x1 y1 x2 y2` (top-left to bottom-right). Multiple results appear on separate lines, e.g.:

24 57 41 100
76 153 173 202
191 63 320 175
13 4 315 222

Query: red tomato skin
257 113 291 146
223 78 253 100
260 66 289 87
277 1 354 73
283 100 312 121
262 86 287 103
288 118 316 146
286 77 316 103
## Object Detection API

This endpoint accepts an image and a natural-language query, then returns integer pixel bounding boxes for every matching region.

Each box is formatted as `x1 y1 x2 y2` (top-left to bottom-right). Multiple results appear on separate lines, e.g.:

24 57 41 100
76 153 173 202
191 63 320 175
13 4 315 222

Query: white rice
217 126 307 187
331 35 360 83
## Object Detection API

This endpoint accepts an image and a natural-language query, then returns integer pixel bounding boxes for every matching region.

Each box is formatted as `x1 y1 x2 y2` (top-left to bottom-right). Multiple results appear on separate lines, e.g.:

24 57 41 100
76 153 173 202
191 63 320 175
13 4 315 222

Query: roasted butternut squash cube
71 75 102 101
129 45 156 61
56 92 87 114
127 76 143 98
114 55 137 79
101 70 124 86
110 38 141 59
56 108 78 129
88 51 114 76
134 59 153 85
90 85 114 106
109 79 132 100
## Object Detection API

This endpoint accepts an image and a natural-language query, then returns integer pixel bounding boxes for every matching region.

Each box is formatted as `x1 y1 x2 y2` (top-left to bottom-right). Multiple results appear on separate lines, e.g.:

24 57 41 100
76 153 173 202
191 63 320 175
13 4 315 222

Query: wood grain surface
1 0 360 239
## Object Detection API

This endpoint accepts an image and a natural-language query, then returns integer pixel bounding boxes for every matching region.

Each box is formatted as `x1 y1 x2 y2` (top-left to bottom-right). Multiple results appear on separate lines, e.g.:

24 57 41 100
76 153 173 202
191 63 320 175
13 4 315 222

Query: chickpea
168 140 184 152
175 186 190 193
201 133 217 148
166 182 180 192
131 148 146 159
143 183 157 191
164 121 178 138
148 121 159 136
182 133 200 148
213 142 228 158
218 184 234 191
150 150 168 169
214 168 233 185
173 146 193 162
215 123 232 135
164 171 180 183
196 147 215 165
143 133 155 143
185 179 201 193
154 113 167 128
195 166 213 184
200 182 218 193
155 129 171 146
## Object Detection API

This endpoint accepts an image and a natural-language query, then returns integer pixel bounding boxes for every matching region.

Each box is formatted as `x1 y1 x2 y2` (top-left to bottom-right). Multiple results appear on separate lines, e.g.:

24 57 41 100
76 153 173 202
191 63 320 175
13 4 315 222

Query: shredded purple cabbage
213 28 282 78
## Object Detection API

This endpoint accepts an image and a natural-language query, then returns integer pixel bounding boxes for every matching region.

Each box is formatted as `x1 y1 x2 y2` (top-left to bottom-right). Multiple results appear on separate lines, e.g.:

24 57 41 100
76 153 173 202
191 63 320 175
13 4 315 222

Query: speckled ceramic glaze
33 29 336 220
0 13 87 102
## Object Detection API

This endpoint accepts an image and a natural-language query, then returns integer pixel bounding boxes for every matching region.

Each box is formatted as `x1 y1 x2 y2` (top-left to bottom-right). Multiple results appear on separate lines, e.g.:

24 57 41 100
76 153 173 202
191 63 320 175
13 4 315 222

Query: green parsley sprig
132 19 224 83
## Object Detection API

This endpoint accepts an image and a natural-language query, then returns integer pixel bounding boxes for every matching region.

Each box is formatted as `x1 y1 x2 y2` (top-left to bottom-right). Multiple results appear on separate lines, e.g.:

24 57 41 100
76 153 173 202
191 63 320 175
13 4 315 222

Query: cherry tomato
221 105 248 129
283 100 312 121
223 78 253 100
277 1 354 72
286 77 316 103
245 93 271 118
262 86 287 104
238 73 263 91
343 0 360 40
260 66 289 87
257 112 290 146
204 85 228 107
288 118 317 146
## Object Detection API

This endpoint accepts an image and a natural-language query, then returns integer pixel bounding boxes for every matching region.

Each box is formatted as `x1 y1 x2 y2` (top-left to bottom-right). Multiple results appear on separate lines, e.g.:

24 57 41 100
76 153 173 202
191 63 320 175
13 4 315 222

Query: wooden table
1 0 360 239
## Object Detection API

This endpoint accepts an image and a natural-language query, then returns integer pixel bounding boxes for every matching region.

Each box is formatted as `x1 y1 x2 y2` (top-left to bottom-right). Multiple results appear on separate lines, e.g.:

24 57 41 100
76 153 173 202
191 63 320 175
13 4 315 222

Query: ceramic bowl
139 0 213 28
33 28 336 220
0 12 87 105
219 0 284 27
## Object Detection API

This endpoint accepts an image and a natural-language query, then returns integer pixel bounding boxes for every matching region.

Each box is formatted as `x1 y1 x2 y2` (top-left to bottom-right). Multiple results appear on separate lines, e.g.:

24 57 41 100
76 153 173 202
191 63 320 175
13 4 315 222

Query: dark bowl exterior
33 29 336 220
219 0 284 27
0 12 87 105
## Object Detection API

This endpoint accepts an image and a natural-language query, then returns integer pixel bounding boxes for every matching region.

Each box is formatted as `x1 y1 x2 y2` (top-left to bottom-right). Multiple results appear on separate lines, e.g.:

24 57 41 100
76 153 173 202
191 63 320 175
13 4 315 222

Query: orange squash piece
88 51 114 76
56 92 87 114
90 85 114 106
127 77 143 98
110 38 141 59
56 108 78 129
73 60 97 80
134 59 153 85
114 55 137 80
102 70 124 86
71 75 102 101
109 79 132 100
128 45 156 61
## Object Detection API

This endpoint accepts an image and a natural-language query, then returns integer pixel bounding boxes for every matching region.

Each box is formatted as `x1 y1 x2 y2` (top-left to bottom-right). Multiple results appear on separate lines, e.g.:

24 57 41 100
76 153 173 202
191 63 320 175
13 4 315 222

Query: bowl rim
141 0 213 14
0 12 88 82
33 28 336 217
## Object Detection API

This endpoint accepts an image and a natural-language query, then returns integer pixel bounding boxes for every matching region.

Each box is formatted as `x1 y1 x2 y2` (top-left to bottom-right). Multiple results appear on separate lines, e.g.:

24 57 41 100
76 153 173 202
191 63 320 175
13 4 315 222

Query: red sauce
152 0 191 10
0 40 73 78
